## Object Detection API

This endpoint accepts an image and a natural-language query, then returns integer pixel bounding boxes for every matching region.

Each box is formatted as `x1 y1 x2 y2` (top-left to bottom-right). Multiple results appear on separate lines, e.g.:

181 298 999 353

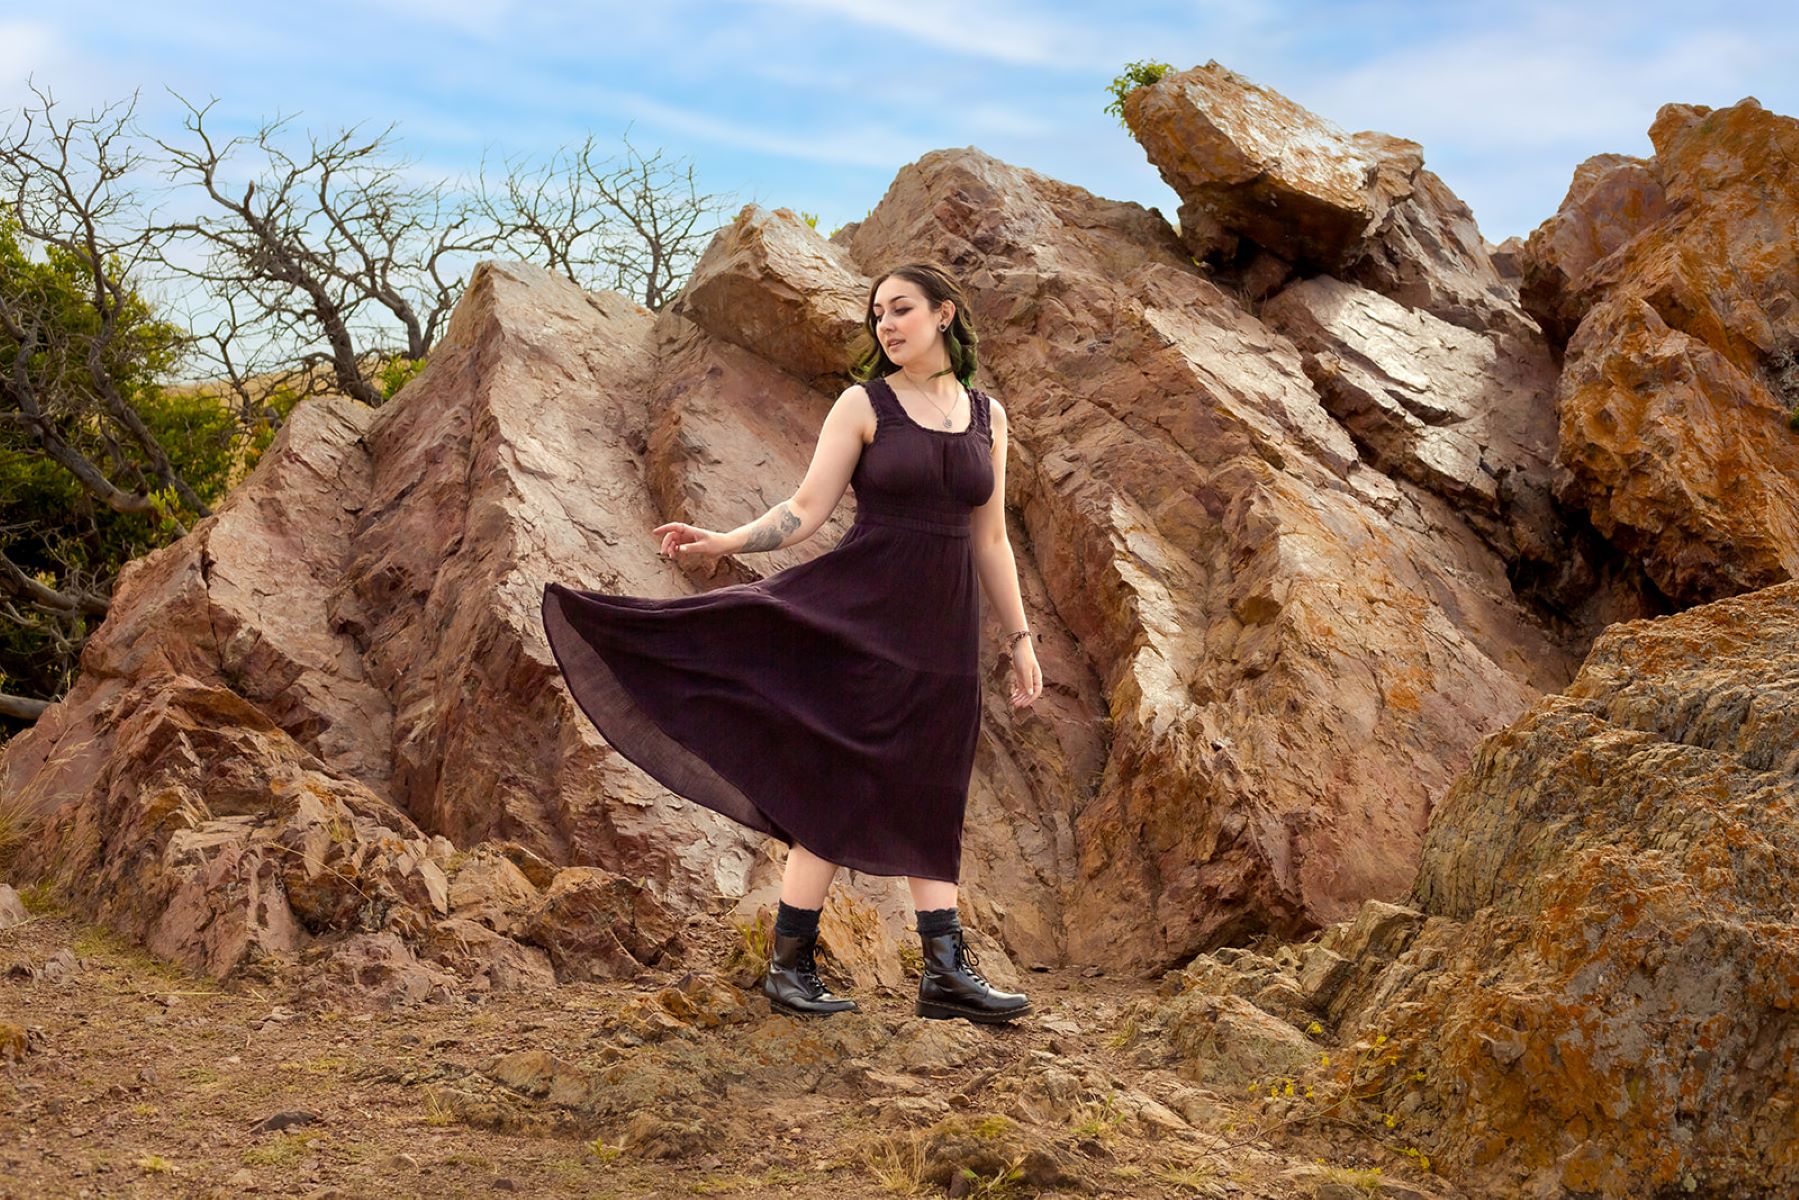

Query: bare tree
0 82 206 526
3 85 737 730
152 92 497 410
473 124 733 311
0 81 211 718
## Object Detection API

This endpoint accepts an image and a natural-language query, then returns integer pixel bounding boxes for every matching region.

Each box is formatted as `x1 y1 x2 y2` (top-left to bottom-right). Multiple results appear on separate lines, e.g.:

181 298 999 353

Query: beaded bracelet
1003 629 1033 654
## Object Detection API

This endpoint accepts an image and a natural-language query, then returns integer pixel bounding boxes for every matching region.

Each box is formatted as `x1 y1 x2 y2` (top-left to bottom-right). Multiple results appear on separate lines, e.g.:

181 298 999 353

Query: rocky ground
1 892 1449 1200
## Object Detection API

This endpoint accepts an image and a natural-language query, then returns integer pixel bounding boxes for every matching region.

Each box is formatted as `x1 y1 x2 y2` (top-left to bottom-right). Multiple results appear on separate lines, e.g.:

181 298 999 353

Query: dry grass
859 1129 927 1195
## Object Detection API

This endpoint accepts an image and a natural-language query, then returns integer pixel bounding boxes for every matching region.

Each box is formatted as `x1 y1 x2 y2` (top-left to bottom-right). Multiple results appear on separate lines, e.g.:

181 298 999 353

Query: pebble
250 1111 321 1134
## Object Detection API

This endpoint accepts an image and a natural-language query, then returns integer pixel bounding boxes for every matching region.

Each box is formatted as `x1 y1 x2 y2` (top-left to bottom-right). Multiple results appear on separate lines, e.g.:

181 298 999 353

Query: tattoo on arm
739 501 803 553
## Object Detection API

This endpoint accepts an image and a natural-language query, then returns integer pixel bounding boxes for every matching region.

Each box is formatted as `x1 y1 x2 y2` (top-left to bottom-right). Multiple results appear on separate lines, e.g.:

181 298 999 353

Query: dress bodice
850 375 995 533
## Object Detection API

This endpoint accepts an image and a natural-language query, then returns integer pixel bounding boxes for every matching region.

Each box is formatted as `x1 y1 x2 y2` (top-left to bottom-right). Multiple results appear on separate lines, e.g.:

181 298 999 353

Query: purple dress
541 376 995 882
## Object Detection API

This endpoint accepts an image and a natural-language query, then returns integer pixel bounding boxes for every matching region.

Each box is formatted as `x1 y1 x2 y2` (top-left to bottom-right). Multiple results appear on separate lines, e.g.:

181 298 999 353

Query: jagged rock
1122 60 1424 270
14 676 341 975
1261 275 1555 515
485 1048 592 1105
445 849 541 937
815 888 907 993
592 970 755 1044
888 1019 990 1076
1294 944 1353 1013
296 931 458 1010
522 866 683 983
843 145 1578 968
987 1051 1188 1138
1518 153 1670 346
418 918 555 993
5 674 573 991
1124 60 1529 339
667 203 866 388
1490 235 1525 280
1323 580 1799 1195
1123 991 1317 1088
1165 948 1312 1028
1319 900 1425 964
1531 98 1799 604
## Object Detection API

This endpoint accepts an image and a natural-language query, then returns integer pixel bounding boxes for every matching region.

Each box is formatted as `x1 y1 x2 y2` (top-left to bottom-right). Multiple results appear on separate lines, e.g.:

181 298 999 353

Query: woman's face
871 278 951 368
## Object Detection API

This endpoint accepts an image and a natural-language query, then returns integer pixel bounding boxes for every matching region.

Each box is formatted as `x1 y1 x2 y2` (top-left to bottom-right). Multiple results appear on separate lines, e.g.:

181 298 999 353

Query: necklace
892 371 964 430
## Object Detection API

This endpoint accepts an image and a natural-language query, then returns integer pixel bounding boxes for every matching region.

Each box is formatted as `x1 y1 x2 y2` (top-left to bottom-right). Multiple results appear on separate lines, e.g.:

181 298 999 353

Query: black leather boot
916 926 1032 1023
762 928 858 1016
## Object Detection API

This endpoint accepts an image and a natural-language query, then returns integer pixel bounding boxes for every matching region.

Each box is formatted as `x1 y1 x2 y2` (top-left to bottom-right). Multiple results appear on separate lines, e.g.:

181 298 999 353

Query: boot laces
955 932 990 986
797 945 829 996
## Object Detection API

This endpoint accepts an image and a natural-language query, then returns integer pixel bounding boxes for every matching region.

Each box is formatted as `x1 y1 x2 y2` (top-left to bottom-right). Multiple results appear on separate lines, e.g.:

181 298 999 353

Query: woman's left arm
970 398 1043 708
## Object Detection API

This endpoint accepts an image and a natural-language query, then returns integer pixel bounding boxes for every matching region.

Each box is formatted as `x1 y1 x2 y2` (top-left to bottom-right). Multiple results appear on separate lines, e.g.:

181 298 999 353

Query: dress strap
865 375 901 428
971 386 991 437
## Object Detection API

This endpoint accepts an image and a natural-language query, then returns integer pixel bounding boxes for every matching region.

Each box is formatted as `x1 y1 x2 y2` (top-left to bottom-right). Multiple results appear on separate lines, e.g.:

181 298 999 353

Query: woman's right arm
657 385 873 562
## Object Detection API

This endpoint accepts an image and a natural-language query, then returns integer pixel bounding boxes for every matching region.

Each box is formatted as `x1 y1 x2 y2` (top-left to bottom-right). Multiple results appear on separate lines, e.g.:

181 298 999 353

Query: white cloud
0 18 59 82
729 0 1278 73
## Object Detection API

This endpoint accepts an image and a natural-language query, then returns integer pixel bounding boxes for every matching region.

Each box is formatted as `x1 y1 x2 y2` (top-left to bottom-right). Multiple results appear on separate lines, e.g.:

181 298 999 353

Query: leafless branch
472 122 733 310
0 78 204 527
152 91 497 406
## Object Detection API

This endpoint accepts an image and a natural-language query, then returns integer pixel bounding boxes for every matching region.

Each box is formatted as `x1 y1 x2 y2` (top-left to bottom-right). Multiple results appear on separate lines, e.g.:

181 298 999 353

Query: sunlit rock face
8 65 1788 1003
835 144 1582 971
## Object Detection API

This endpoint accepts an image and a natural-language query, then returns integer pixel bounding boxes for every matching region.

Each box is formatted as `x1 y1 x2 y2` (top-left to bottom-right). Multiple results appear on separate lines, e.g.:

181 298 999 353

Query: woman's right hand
653 521 734 576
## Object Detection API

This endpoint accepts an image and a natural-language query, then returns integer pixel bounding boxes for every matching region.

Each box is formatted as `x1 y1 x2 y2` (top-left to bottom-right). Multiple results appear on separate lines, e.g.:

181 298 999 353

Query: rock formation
2 65 1791 1020
793 119 1588 970
1520 97 1799 606
1149 580 1799 1197
6 53 1799 1197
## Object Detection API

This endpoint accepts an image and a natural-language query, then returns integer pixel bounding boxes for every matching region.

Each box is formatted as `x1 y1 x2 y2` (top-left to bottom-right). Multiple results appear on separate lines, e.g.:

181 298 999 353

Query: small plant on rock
1104 59 1175 128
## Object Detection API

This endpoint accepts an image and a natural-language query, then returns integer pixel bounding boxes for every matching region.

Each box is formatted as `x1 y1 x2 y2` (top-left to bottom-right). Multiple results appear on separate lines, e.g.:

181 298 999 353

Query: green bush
1104 60 1175 128
0 210 238 733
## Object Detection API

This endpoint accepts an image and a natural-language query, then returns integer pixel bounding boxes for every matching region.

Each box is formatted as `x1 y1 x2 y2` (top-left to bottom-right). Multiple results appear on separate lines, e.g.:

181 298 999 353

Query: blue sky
3 0 1794 246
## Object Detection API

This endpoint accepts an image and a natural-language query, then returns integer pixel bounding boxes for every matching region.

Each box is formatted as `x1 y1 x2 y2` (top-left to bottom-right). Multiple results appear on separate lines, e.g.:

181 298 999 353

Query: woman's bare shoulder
837 382 878 444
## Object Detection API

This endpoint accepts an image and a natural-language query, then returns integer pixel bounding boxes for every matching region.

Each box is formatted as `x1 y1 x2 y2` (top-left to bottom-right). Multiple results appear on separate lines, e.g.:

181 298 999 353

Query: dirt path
2 901 1445 1199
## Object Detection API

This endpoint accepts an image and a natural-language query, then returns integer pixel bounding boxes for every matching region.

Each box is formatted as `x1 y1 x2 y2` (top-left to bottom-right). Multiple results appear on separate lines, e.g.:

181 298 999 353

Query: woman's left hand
1009 640 1043 708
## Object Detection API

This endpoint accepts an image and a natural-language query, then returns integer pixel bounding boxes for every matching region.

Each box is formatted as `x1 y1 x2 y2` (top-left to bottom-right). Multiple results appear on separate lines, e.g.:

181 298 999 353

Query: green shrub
1104 60 1175 128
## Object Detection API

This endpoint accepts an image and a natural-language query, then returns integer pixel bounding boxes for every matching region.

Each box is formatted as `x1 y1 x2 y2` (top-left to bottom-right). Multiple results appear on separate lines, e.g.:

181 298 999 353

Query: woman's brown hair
849 262 981 386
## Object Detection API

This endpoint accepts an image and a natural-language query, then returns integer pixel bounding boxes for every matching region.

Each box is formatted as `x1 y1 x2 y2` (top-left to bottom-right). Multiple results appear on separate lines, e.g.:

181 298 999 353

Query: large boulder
1517 152 1670 346
1322 580 1799 1196
1523 98 1799 605
7 670 654 993
837 147 1582 968
1123 60 1531 341
1120 59 1423 272
666 203 867 388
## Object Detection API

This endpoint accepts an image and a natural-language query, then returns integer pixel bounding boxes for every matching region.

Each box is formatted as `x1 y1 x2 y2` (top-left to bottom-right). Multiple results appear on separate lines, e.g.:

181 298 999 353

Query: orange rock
1526 98 1799 604
1125 60 1530 340
1327 581 1799 1195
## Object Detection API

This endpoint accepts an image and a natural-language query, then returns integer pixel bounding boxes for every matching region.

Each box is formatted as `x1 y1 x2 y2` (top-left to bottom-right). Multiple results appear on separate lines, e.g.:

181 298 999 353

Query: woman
541 261 1043 1023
